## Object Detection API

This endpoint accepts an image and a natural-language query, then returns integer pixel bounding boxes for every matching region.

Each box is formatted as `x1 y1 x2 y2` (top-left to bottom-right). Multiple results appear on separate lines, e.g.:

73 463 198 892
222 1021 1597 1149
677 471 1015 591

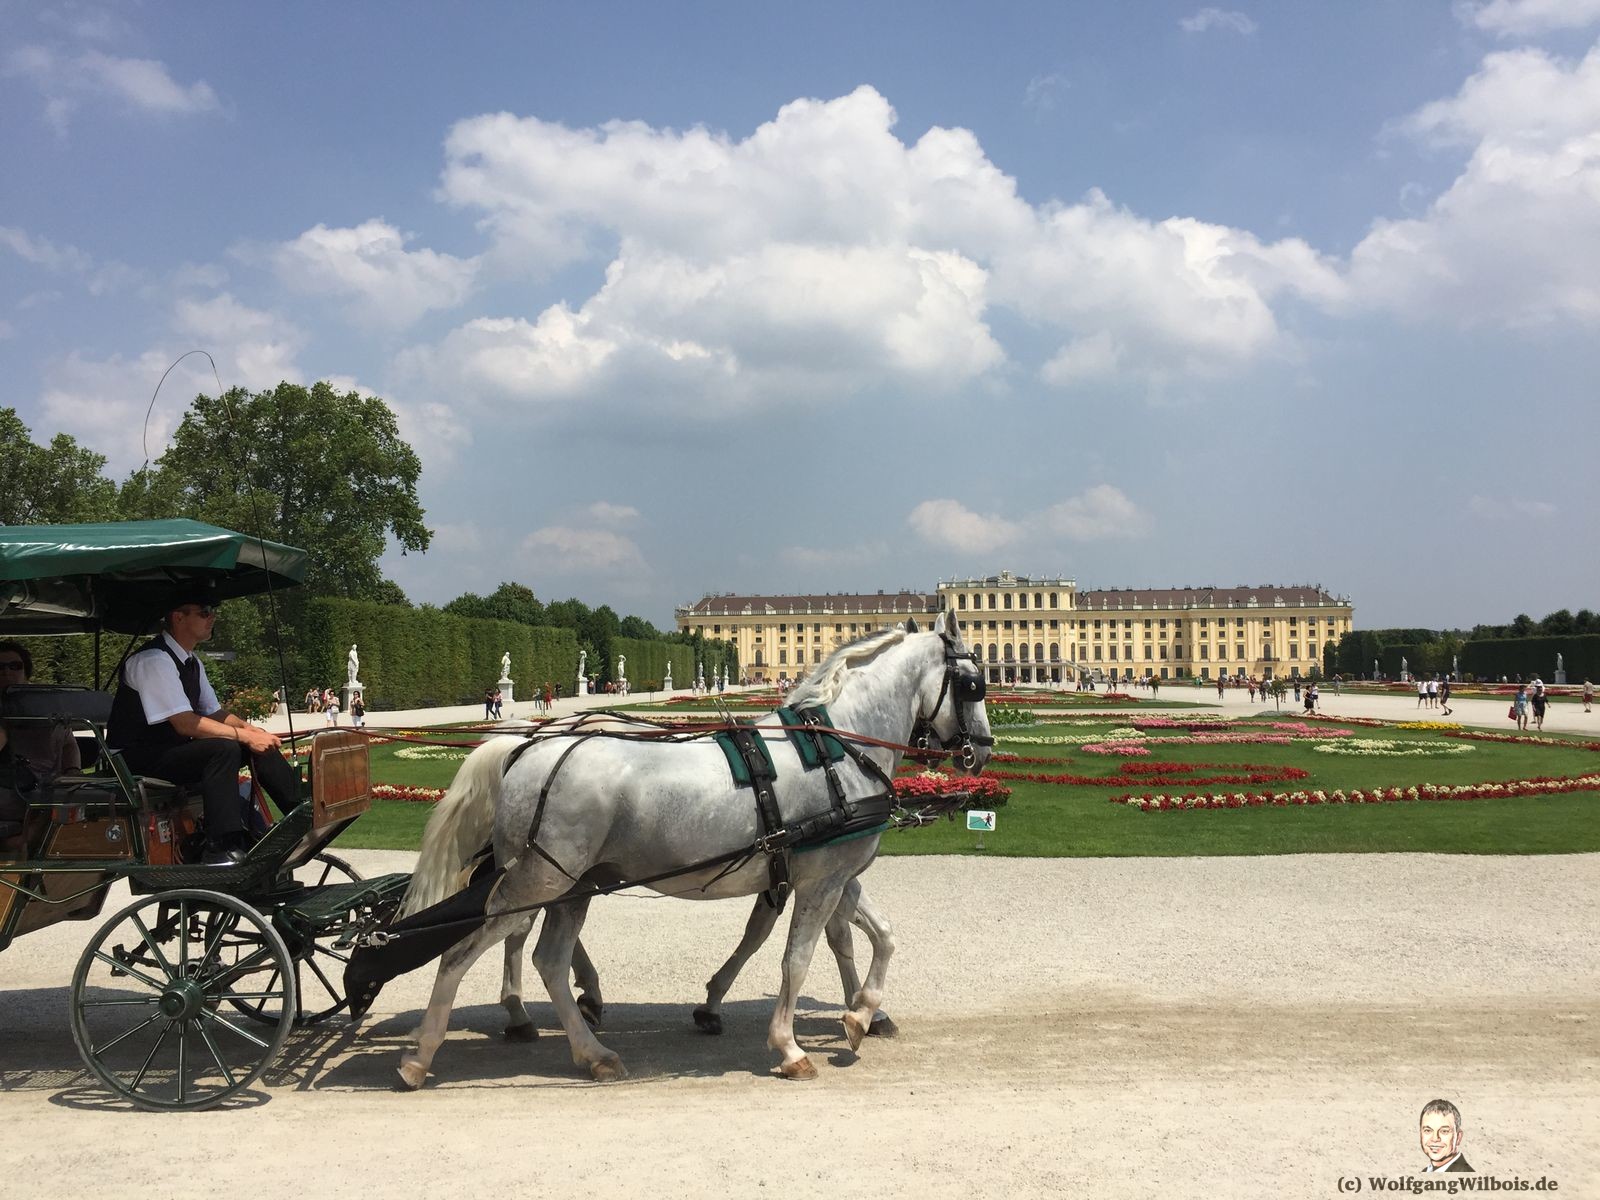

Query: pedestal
498 677 514 704
1555 670 1568 685
342 681 364 710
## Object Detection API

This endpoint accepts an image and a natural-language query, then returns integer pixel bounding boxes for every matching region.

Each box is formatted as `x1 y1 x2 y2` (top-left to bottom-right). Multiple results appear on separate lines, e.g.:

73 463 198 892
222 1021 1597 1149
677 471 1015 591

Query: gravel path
3 851 1596 1199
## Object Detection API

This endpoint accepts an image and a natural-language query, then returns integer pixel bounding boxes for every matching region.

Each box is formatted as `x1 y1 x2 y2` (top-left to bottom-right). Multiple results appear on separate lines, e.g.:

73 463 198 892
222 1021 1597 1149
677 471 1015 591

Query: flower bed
392 745 470 762
1114 773 1600 811
373 783 446 803
1312 739 1476 757
1444 730 1600 751
892 773 1012 803
983 761 1308 789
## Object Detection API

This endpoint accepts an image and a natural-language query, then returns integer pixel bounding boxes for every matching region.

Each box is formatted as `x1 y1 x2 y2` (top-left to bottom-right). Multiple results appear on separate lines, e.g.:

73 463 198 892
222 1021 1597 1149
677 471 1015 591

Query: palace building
675 570 1354 686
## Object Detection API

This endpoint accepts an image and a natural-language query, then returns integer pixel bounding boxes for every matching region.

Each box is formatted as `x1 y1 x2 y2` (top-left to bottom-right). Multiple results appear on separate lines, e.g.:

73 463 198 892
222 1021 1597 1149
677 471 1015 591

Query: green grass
337 720 1600 857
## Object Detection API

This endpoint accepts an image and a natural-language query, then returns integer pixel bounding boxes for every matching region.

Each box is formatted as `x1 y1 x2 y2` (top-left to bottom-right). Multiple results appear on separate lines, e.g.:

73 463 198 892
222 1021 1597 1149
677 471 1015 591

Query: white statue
578 649 586 676
500 651 512 680
1557 652 1564 671
347 644 359 686
617 654 626 680
664 663 673 690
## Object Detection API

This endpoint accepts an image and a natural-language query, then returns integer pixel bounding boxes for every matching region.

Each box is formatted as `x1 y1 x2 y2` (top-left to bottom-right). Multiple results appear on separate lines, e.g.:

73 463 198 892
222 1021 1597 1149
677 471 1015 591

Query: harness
911 633 995 770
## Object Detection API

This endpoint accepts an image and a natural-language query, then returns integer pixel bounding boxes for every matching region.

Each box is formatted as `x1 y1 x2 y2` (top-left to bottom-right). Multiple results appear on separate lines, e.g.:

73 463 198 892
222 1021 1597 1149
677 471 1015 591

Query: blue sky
4 1 1598 630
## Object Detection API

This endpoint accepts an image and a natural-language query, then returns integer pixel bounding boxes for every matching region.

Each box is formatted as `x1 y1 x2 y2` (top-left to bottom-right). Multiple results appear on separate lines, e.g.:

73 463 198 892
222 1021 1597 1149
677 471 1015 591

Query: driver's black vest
107 637 205 753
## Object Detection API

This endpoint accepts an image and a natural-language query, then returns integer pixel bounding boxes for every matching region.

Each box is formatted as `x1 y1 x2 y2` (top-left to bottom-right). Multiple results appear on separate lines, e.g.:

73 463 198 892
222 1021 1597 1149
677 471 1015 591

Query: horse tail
399 735 526 917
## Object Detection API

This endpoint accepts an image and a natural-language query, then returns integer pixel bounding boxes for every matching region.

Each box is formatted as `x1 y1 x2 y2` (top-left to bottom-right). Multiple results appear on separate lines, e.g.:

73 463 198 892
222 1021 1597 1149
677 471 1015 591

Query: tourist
1292 678 1301 704
1529 677 1547 731
483 688 495 718
1439 677 1452 717
1417 677 1428 708
350 691 365 728
325 691 340 726
1513 685 1529 731
1584 679 1594 714
492 687 504 719
1303 682 1317 714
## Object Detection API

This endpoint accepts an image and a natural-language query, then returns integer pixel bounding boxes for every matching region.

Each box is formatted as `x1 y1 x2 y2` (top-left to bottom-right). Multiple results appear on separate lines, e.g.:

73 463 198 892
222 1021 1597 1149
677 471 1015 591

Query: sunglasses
0 660 26 671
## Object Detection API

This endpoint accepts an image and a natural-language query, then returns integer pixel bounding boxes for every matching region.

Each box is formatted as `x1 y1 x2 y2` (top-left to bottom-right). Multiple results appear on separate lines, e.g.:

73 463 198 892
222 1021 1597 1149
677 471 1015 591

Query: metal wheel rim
69 888 297 1111
229 852 362 1027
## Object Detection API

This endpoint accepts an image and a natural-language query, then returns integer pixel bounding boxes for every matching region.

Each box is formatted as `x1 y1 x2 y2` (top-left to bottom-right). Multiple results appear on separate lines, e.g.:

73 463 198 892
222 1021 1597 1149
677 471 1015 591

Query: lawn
338 717 1600 856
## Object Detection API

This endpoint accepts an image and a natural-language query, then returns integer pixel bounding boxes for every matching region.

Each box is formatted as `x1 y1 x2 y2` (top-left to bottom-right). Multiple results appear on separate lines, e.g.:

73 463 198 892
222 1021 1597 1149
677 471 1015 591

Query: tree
140 382 429 598
1540 609 1576 636
0 408 119 524
446 582 545 626
618 614 659 640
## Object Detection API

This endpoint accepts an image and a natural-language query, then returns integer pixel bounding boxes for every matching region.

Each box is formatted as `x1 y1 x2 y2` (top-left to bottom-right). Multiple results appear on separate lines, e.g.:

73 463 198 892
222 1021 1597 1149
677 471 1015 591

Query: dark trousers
122 738 298 839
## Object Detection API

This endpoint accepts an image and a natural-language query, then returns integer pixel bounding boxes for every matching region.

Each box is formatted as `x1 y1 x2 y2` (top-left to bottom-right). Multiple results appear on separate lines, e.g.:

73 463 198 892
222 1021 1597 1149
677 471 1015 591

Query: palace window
1003 594 1012 609
1035 643 1044 661
1019 644 1029 661
988 594 997 609
1174 644 1183 656
1200 645 1210 659
958 594 967 609
778 650 787 664
779 623 787 632
1289 643 1298 659
1160 645 1168 659
1003 621 1013 631
1094 646 1103 661
1049 642 1059 660
987 645 998 662
1035 593 1044 608
1237 644 1246 659
813 649 822 663
713 625 721 635
1108 645 1117 660
1049 620 1058 630
1018 594 1027 610
1143 645 1153 660
1144 619 1152 629
1309 642 1318 660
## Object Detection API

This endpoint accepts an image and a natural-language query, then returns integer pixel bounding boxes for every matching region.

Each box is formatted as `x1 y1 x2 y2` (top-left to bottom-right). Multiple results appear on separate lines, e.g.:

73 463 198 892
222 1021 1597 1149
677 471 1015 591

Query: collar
1422 1153 1461 1173
160 631 196 664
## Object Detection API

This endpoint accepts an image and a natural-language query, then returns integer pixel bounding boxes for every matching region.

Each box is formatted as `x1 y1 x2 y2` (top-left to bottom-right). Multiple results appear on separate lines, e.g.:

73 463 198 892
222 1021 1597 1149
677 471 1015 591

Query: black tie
178 656 202 711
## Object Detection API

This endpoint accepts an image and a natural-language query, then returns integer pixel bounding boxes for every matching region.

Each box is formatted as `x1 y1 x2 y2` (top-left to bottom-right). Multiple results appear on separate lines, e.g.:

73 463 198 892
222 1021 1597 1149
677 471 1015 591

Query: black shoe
202 844 248 866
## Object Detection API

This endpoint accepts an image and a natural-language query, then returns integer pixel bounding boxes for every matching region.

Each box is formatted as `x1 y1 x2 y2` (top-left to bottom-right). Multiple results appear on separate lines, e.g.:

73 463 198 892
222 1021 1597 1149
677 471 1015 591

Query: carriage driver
107 583 298 865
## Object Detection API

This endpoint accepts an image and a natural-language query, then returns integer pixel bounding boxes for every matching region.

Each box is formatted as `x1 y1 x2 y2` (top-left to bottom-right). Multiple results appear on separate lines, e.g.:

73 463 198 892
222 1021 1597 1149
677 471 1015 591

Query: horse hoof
577 994 603 1029
504 1022 538 1043
692 1006 723 1035
842 1012 867 1052
589 1056 628 1083
396 1059 429 1091
778 1056 818 1081
868 1014 899 1038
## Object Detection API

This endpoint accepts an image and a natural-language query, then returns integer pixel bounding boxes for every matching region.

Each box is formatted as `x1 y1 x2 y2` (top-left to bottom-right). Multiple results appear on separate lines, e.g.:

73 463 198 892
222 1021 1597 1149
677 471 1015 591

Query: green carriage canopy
0 519 308 635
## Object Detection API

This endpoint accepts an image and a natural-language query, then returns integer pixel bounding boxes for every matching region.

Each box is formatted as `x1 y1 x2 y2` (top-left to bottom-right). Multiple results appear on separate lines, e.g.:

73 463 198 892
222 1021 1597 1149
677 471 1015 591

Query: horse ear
933 610 949 636
905 617 920 633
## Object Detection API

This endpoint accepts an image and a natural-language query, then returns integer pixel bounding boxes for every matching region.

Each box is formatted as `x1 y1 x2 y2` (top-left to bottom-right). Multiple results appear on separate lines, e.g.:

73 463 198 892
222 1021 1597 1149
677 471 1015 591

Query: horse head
914 610 993 774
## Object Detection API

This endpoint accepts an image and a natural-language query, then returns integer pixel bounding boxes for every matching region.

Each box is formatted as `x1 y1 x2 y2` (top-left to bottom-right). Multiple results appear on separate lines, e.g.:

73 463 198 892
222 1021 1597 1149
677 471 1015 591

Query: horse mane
788 626 910 710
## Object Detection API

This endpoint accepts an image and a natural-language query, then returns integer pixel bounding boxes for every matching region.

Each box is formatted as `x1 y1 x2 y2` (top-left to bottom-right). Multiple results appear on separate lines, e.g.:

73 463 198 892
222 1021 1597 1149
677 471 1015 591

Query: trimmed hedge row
1462 634 1600 682
612 636 695 692
304 598 580 708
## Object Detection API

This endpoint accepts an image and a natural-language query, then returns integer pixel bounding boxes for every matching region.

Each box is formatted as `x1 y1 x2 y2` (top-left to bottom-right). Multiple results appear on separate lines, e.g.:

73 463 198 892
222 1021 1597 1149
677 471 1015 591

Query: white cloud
908 500 1023 553
519 526 646 572
1039 485 1152 540
1179 8 1258 35
37 349 207 472
6 45 221 132
909 486 1150 554
171 294 304 388
1351 44 1600 327
1457 0 1600 37
270 220 479 326
1023 72 1068 114
321 373 470 472
420 86 1332 409
0 225 93 273
1467 494 1558 518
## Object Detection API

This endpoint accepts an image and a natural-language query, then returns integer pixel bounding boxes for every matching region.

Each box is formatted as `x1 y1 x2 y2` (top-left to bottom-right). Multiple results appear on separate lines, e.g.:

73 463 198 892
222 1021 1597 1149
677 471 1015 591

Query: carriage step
281 872 411 923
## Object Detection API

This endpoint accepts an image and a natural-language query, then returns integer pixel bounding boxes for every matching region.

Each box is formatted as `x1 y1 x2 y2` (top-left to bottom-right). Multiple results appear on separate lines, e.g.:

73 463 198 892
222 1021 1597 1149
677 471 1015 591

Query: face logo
105 822 124 844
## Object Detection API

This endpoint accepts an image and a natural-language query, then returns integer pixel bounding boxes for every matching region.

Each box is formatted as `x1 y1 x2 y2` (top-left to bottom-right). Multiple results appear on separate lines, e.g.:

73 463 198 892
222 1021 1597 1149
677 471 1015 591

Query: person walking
1513 684 1529 732
350 691 365 728
1530 677 1547 732
1439 678 1452 717
1584 678 1594 714
324 690 340 726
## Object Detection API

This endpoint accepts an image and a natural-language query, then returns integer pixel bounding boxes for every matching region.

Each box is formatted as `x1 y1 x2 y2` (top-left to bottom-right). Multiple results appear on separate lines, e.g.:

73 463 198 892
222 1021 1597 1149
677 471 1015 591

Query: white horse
403 710 901 1042
395 614 990 1087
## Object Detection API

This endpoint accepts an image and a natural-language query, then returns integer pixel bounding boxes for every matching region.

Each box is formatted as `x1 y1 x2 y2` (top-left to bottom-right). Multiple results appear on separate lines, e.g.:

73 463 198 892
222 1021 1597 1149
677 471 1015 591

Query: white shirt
121 632 221 726
1422 1153 1463 1173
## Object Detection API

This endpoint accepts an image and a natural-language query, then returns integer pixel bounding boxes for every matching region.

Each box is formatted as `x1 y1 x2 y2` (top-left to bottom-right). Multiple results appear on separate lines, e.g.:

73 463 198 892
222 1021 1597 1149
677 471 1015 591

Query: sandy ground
2 851 1596 1200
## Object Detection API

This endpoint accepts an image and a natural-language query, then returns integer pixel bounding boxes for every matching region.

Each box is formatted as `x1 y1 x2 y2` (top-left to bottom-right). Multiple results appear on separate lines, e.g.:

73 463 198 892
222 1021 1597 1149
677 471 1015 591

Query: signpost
966 809 996 850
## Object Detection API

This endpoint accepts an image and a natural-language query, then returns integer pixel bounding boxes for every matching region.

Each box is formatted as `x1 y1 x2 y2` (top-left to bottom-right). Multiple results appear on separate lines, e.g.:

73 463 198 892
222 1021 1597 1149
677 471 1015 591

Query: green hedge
1462 634 1600 683
612 636 695 692
304 598 580 708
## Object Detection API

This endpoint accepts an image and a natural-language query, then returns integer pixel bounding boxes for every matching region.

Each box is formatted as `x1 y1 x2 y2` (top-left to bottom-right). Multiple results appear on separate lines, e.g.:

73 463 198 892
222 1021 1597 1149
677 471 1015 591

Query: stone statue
1557 652 1564 671
617 654 626 679
577 649 587 694
347 644 359 686
664 663 673 689
500 651 512 680
578 650 586 676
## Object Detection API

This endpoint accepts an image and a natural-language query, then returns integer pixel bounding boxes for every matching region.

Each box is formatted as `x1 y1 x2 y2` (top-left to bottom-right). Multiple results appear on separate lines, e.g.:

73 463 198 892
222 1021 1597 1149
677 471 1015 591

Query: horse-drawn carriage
0 519 410 1110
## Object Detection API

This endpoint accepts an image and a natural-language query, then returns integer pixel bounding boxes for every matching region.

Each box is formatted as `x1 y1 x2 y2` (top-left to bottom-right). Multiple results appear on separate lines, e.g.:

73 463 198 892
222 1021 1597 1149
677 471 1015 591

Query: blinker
953 674 985 703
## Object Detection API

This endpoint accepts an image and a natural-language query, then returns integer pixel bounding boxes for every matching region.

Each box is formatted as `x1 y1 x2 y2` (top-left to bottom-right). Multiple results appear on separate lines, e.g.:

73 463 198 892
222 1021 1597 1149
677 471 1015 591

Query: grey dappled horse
396 614 990 1086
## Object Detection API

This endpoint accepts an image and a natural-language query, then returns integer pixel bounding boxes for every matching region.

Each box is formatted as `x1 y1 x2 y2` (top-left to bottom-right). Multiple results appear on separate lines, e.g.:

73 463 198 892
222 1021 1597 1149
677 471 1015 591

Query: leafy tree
1509 613 1536 638
0 408 119 524
446 582 545 626
1540 609 1576 636
139 382 429 598
618 614 659 640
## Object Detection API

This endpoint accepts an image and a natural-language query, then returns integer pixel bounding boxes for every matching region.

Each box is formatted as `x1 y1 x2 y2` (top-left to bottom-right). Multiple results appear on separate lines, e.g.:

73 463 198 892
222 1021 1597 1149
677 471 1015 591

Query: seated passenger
106 585 296 865
0 639 83 777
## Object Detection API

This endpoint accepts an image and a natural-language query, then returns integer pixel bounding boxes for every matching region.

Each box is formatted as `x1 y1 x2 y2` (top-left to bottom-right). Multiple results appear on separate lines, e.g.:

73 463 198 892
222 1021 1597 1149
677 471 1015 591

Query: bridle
911 631 994 770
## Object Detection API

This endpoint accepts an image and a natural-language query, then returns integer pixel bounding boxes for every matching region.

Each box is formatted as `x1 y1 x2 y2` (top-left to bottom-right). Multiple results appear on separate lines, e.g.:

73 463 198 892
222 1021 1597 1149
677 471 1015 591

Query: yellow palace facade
675 570 1354 686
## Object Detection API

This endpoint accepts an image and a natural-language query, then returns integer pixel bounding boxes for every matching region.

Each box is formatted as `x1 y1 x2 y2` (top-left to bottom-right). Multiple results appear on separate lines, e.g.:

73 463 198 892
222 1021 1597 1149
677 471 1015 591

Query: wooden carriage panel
312 730 371 829
42 816 135 860
13 870 116 934
0 873 23 933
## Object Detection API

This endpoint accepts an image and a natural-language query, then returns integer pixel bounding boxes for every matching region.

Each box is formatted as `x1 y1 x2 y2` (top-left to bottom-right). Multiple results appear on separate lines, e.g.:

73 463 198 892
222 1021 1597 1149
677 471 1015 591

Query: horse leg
767 880 847 1080
843 886 897 1046
399 912 523 1090
571 936 604 1029
501 915 538 1042
824 884 863 1017
533 898 625 1081
694 895 782 1035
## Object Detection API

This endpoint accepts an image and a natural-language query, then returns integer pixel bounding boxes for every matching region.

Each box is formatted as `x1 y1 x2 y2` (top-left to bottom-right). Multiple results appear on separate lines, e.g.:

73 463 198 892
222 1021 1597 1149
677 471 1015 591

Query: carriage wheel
229 853 365 1027
70 889 296 1111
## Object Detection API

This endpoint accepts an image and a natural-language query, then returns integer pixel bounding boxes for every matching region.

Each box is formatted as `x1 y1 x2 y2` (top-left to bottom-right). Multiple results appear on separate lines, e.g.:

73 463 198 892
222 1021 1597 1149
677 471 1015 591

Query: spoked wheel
70 889 296 1111
230 853 365 1027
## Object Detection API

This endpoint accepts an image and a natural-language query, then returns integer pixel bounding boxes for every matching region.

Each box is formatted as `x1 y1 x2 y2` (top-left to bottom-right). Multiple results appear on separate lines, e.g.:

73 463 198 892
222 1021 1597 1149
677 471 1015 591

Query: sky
3 1 1598 632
